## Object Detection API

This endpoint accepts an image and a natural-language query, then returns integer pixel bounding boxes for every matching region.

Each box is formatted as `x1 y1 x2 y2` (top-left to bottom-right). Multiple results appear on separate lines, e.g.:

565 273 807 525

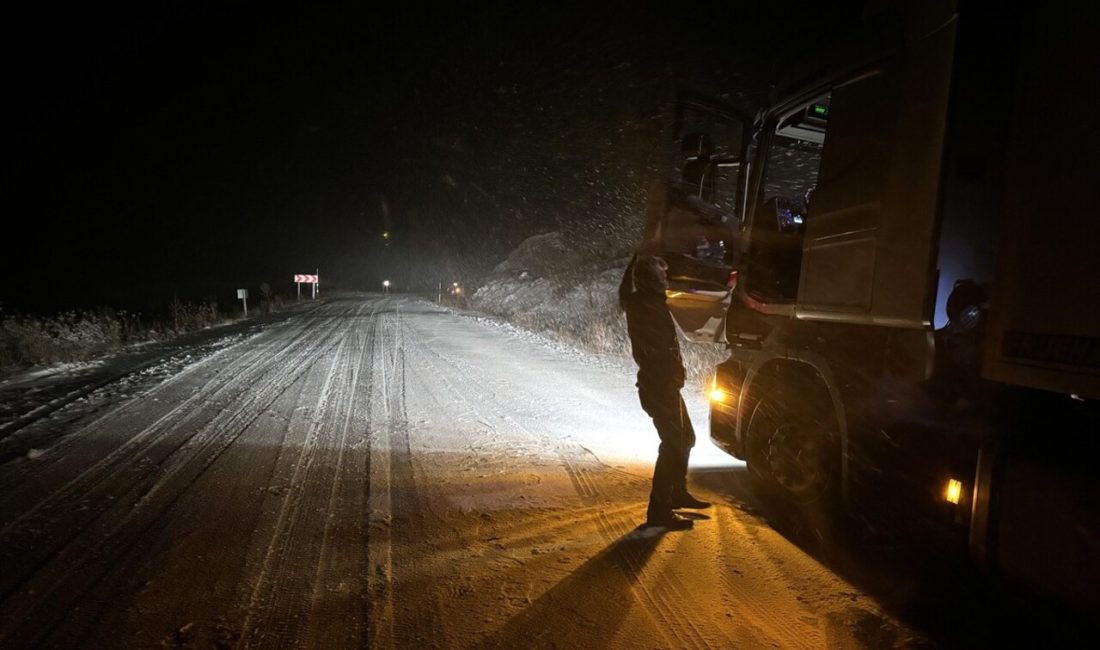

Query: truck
646 1 1100 614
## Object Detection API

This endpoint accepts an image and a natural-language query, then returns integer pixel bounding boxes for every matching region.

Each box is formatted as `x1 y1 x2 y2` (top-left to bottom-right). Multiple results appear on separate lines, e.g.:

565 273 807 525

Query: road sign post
294 274 319 301
237 289 249 316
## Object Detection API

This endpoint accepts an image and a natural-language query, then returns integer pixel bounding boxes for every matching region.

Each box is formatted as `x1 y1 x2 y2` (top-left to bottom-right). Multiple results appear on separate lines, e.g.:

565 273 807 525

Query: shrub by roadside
1 299 231 374
0 308 145 371
169 296 224 333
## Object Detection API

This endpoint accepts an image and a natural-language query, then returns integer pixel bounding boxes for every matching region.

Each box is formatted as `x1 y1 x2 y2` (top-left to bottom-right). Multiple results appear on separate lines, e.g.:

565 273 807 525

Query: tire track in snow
235 302 374 648
369 305 523 649
301 304 375 649
0 306 349 645
397 308 716 649
0 308 332 524
561 448 714 650
0 309 335 531
712 506 826 649
0 335 264 521
236 331 353 646
0 320 338 608
365 306 396 648
370 302 449 648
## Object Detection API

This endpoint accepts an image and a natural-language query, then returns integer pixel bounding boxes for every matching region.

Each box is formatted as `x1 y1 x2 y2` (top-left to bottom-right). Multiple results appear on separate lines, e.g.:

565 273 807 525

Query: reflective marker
945 478 963 505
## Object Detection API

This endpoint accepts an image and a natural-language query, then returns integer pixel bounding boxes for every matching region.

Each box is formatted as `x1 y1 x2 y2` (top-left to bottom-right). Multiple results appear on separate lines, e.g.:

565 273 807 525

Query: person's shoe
644 512 694 531
672 493 711 509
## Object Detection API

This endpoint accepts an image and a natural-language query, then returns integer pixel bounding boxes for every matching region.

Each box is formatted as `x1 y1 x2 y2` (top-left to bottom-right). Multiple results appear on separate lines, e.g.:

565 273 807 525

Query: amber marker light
945 478 963 505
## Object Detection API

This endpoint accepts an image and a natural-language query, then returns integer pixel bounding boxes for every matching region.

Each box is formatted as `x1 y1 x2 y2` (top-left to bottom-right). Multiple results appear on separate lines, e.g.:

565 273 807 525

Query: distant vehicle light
945 478 963 505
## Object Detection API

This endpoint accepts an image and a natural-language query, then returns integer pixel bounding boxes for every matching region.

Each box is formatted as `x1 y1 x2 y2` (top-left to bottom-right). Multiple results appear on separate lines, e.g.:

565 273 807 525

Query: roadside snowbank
470 232 632 354
470 232 727 385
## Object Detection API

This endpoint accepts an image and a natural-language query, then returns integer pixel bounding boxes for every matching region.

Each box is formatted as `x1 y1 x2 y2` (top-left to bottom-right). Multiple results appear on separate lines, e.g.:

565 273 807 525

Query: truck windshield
743 94 830 304
762 93 830 211
763 137 823 206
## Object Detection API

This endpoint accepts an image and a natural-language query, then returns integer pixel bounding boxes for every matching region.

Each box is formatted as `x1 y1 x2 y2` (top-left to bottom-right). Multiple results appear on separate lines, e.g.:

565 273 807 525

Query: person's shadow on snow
475 527 666 649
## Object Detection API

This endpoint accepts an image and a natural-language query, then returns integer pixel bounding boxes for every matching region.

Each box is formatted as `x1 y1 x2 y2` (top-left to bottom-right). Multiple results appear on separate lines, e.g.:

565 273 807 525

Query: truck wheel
745 381 839 510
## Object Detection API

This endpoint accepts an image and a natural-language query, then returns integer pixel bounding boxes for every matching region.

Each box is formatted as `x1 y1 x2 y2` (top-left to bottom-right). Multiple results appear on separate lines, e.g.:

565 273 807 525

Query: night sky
3 2 856 317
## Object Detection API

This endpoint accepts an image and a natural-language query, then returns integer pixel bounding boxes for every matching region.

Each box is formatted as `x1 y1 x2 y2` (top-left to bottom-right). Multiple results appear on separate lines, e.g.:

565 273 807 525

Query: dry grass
0 299 230 373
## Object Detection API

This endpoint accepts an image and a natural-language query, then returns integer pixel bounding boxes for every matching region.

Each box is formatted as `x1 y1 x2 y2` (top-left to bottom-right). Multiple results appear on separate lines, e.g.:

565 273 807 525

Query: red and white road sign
294 274 318 283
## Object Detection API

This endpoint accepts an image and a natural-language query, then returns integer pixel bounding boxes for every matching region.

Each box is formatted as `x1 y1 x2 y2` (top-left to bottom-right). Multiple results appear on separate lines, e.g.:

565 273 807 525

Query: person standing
620 254 711 530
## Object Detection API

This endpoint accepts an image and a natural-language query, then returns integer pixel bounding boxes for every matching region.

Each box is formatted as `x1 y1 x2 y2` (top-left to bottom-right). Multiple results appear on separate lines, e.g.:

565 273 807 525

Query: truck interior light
945 478 963 505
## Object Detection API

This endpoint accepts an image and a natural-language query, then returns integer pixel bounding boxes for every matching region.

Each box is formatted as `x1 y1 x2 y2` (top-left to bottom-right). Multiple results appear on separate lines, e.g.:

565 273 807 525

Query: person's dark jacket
620 256 685 388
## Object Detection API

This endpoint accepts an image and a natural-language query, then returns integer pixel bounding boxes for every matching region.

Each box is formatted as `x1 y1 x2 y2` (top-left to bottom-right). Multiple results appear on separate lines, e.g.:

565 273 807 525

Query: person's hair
618 254 637 311
619 254 667 310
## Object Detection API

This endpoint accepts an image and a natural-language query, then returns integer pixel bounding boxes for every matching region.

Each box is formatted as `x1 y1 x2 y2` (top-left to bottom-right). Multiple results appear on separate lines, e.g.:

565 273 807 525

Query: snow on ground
0 309 307 463
0 294 927 649
457 307 739 471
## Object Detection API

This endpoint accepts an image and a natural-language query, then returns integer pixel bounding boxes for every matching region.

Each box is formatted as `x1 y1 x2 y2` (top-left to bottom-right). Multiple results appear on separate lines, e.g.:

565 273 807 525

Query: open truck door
643 92 752 343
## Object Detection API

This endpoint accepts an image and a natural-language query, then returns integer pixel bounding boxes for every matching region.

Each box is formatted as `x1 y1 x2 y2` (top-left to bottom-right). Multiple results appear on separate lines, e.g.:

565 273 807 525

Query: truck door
796 15 957 328
644 93 752 343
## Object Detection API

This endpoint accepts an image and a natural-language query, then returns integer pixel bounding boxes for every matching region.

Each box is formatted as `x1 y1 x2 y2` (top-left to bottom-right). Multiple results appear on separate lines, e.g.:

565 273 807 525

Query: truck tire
745 374 840 518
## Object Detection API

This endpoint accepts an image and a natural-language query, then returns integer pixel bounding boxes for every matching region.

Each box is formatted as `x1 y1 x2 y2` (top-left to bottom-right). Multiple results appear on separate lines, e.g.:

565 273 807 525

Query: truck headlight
708 375 731 404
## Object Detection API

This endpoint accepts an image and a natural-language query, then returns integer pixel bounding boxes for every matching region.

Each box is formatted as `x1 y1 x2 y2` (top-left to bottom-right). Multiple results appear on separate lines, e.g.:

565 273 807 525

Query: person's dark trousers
639 383 696 520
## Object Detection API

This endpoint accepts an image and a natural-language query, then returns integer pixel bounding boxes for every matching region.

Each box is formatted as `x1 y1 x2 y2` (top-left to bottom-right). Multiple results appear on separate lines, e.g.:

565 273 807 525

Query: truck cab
646 1 1100 614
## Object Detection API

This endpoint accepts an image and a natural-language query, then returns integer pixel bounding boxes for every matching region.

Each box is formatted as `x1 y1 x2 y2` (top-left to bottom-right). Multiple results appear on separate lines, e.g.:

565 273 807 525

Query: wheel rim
767 420 825 495
748 397 832 499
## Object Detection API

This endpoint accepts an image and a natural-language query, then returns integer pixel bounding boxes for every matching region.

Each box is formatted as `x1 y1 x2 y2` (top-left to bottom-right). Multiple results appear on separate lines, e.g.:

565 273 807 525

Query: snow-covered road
0 295 924 648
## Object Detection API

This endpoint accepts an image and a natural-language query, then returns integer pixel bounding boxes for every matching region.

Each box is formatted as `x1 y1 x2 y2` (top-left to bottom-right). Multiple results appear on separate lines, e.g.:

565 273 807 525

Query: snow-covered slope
471 231 728 385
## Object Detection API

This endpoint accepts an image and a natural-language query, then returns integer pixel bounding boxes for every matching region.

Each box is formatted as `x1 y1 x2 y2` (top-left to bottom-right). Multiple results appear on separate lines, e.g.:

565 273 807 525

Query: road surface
0 295 929 648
